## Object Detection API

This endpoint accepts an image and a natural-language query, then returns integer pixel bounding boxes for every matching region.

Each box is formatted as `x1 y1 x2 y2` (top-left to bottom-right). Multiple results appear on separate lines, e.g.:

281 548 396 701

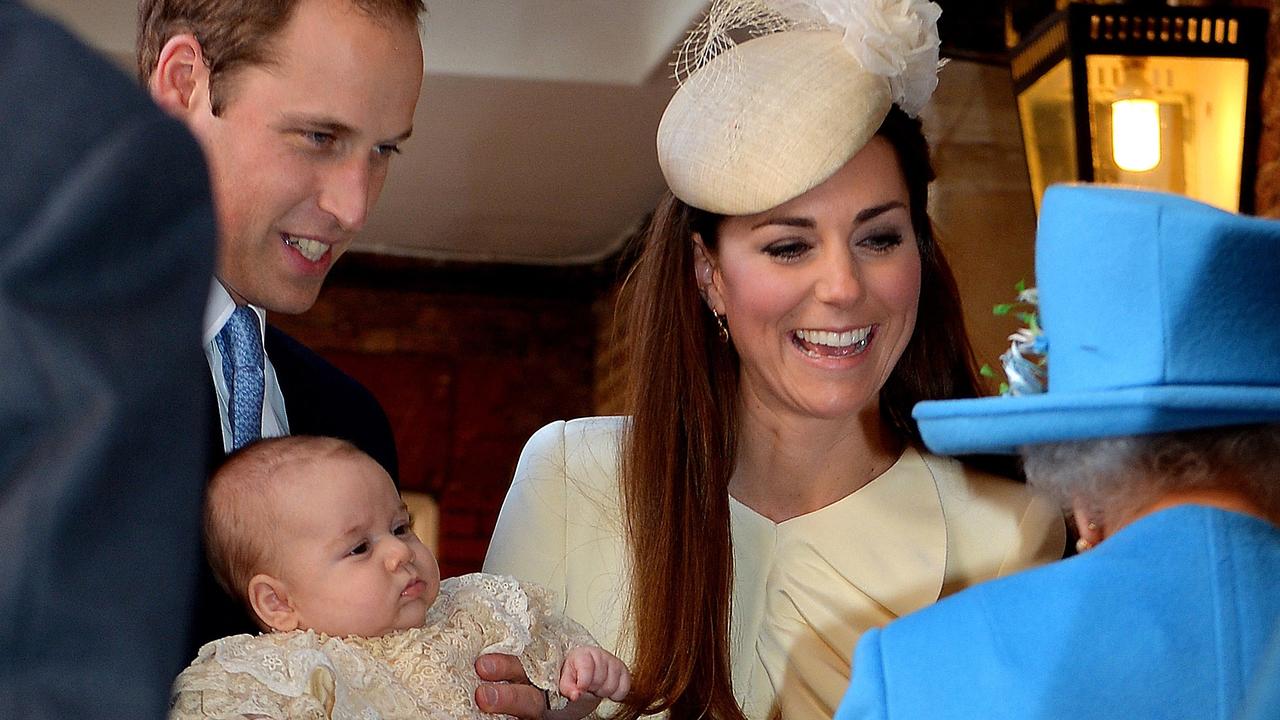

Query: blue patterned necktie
214 306 265 450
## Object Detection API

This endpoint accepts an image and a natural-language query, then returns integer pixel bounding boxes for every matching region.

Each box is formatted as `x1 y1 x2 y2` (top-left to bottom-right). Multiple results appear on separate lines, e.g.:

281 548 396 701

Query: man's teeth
283 234 328 262
795 327 872 348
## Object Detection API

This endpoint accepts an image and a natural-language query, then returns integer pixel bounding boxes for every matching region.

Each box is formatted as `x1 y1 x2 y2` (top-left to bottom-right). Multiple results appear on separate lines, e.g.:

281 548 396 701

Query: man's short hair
204 435 365 612
136 0 426 114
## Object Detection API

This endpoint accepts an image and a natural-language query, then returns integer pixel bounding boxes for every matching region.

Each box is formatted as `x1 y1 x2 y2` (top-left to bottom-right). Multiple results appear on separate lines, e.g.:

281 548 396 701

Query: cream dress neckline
727 445 914 528
726 445 949 720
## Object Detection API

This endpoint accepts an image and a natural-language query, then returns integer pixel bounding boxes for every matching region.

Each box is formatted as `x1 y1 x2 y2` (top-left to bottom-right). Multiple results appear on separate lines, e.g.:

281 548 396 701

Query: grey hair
1020 424 1280 525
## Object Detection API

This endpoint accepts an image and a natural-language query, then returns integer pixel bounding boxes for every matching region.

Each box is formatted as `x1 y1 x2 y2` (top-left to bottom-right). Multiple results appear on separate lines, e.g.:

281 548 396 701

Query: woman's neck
1086 485 1278 545
1135 487 1276 527
729 398 903 523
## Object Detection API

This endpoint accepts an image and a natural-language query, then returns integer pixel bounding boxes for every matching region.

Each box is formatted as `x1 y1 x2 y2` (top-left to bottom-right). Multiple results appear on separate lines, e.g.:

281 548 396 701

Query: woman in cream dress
485 2 1065 718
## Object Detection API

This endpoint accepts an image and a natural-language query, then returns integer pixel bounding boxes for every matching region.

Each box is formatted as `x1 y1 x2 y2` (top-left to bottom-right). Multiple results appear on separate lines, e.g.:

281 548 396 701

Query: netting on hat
672 2 814 86
672 0 945 117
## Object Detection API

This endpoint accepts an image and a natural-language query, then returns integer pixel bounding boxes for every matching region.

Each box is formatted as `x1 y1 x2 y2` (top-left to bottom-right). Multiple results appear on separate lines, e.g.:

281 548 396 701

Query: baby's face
270 453 440 637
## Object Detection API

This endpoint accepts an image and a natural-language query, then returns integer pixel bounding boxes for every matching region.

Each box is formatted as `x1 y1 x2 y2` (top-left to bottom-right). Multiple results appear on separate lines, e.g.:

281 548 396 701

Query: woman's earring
712 310 730 343
1075 521 1099 553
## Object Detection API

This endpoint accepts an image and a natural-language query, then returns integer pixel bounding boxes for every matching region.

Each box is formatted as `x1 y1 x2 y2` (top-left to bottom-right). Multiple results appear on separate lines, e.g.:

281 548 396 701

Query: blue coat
837 505 1280 720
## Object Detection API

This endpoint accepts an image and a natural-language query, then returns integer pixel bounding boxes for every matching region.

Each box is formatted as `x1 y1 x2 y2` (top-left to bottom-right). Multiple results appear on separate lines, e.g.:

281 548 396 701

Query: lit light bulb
1111 98 1161 172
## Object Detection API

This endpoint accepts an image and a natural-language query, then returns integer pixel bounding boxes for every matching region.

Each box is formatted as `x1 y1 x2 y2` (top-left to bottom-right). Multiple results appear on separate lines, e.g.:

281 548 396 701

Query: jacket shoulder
921 450 1067 579
516 416 627 495
264 325 399 481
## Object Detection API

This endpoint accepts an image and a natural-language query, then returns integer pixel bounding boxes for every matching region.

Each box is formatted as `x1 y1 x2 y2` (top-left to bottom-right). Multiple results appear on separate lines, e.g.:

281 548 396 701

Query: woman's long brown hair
615 107 983 719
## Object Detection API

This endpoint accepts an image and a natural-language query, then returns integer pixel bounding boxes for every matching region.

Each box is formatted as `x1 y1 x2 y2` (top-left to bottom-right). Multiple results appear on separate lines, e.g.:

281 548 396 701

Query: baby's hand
558 645 630 704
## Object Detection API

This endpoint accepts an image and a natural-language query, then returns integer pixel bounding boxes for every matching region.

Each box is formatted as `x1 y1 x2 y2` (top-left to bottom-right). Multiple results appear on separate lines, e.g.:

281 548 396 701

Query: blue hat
914 185 1280 455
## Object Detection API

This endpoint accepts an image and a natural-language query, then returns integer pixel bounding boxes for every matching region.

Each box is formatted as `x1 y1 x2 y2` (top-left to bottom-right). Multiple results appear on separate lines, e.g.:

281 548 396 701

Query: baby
170 436 629 720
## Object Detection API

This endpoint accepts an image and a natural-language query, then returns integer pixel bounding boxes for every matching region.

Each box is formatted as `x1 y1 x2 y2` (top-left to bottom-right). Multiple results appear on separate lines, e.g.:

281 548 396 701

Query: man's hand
475 650 622 720
475 653 552 719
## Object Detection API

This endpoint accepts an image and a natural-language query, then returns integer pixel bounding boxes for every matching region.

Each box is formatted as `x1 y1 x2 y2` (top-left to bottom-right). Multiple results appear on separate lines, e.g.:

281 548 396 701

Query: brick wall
273 259 603 578
592 284 629 417
1255 0 1280 217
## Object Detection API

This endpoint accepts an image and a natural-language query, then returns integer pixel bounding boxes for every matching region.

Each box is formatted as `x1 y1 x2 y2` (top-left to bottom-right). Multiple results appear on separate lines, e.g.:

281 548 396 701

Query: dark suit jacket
838 505 1280 720
264 325 399 480
186 323 399 655
0 2 216 718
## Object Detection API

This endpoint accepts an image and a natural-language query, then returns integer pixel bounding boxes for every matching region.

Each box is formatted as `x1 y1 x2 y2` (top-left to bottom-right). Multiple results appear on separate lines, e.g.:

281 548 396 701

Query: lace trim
170 573 596 719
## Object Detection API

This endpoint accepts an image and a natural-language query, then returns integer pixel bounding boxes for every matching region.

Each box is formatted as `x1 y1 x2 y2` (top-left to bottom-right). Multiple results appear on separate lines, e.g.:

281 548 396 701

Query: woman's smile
792 325 876 360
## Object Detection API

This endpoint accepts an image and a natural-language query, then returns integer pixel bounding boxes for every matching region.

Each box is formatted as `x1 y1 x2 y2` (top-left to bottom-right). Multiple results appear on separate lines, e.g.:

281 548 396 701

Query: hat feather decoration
674 0 944 116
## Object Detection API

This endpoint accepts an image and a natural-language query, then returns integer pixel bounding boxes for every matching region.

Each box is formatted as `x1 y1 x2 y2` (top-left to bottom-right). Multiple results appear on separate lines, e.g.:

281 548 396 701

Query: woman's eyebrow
751 216 815 231
750 201 907 230
855 201 907 223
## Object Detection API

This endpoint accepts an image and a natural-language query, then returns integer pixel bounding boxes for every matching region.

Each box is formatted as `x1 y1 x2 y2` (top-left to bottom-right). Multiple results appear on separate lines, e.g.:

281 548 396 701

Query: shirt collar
202 280 268 346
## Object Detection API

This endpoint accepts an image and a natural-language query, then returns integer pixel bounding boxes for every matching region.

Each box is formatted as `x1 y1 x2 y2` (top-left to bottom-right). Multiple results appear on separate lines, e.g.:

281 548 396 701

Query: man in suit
138 0 420 650
0 1 215 717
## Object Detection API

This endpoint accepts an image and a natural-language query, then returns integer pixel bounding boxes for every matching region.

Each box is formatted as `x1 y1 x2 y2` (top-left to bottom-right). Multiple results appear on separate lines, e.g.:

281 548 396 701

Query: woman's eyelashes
764 239 810 261
761 230 906 262
859 231 905 253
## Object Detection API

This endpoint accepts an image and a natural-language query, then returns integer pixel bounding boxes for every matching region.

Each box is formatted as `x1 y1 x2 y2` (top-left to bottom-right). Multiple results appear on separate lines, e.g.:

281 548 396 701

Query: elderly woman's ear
1070 500 1105 552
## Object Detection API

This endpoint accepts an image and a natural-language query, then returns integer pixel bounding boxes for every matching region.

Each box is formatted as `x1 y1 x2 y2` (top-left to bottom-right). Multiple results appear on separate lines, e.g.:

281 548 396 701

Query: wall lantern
1009 1 1269 214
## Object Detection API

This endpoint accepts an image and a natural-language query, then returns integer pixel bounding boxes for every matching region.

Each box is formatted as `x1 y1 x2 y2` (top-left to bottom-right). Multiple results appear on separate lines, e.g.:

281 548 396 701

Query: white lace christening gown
169 573 595 720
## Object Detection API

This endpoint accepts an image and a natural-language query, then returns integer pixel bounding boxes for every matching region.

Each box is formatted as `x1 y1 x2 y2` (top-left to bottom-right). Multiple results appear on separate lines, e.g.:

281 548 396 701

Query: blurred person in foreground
0 0 215 717
837 184 1280 720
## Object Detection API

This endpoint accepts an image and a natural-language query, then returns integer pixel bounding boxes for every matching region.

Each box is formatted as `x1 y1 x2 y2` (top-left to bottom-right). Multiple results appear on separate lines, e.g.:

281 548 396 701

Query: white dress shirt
202 280 289 452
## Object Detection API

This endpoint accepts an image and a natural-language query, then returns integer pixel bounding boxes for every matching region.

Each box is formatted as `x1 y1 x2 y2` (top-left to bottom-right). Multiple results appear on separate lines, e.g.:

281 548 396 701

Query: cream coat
483 417 1066 719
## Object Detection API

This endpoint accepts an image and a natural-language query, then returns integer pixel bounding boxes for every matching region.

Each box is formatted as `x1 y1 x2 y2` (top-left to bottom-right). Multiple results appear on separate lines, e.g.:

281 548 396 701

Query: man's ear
148 34 210 119
247 574 300 633
692 235 724 315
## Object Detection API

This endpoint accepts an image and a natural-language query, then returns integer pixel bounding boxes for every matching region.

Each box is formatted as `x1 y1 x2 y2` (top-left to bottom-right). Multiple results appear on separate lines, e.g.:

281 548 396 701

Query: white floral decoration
982 283 1048 397
675 0 945 117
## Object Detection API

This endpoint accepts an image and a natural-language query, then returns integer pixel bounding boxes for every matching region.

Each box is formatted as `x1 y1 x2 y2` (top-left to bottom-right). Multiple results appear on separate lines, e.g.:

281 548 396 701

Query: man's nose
318 157 372 232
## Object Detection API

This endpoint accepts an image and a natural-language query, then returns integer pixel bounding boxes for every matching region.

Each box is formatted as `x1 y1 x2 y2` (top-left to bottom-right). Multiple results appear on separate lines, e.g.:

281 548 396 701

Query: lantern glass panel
1085 55 1248 211
1018 59 1077 214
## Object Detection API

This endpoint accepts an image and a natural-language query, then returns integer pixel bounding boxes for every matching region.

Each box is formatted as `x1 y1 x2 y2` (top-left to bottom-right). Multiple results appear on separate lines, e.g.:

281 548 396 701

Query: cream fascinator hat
657 0 944 215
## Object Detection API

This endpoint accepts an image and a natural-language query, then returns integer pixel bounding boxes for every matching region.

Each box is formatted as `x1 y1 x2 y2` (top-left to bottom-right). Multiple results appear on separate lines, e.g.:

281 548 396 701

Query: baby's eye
392 522 411 537
348 541 370 556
